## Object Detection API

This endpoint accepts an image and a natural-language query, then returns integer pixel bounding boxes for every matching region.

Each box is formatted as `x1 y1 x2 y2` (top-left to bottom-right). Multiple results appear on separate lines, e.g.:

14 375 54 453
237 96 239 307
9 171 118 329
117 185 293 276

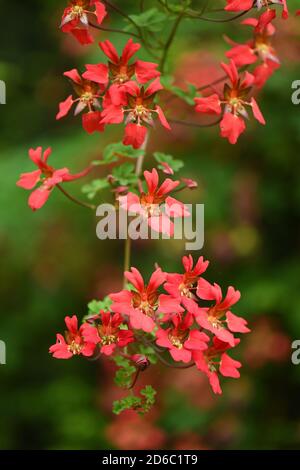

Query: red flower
164 255 209 305
49 315 96 359
83 39 160 105
16 147 91 211
156 313 209 363
83 311 134 356
225 0 253 11
110 267 183 333
194 277 250 346
56 69 106 134
195 60 265 144
60 0 107 45
160 162 174 175
193 337 242 394
131 354 151 371
181 178 198 190
226 12 280 88
118 168 190 236
101 78 171 149
225 0 288 19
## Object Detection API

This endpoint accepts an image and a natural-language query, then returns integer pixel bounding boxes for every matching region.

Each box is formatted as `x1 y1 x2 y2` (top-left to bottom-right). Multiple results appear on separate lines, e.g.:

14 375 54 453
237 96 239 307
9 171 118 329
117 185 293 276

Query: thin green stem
88 21 141 39
122 132 149 287
123 236 132 287
57 184 96 211
169 117 222 128
197 74 227 92
154 350 196 369
140 0 145 12
103 0 141 31
135 132 149 177
160 8 186 73
199 0 211 15
128 368 141 389
102 0 157 57
186 10 250 22
197 65 249 92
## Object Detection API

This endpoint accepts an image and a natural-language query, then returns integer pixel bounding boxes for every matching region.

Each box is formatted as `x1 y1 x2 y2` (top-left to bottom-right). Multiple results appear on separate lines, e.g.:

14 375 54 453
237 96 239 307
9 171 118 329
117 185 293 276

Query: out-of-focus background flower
1 0 300 450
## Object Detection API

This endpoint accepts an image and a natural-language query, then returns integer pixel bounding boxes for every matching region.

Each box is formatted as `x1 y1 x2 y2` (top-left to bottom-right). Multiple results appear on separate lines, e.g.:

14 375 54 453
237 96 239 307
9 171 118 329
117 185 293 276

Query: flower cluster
17 147 91 210
195 60 265 144
118 168 190 236
50 255 250 395
194 6 300 144
56 39 169 148
19 0 299 414
56 69 105 134
61 0 107 45
224 0 288 19
226 11 280 88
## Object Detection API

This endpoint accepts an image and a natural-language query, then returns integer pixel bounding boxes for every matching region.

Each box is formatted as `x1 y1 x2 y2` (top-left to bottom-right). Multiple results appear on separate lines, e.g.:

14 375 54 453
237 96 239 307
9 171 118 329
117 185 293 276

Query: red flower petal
225 0 253 12
156 105 171 130
251 97 266 125
195 94 222 115
135 60 160 84
28 186 51 211
83 63 109 84
56 95 74 120
220 353 241 378
94 1 107 24
71 28 94 45
17 169 41 190
99 39 119 63
226 311 250 333
63 68 82 84
220 112 246 144
121 38 140 64
123 123 147 149
221 60 239 87
82 111 105 134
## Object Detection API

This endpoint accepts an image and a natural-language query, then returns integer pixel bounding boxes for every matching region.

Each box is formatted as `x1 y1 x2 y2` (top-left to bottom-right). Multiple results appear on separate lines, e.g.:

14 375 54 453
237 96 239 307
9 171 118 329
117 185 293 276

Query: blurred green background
1 0 300 450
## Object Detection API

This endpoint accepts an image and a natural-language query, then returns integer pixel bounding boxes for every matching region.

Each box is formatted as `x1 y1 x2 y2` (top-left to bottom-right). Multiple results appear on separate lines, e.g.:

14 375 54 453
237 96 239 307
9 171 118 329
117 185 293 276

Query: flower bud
131 354 150 371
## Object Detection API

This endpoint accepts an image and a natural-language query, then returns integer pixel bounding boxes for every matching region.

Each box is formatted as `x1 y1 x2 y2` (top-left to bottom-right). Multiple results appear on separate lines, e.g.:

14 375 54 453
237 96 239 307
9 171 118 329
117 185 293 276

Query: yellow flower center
71 5 84 18
68 341 82 355
101 335 117 346
169 335 183 349
179 283 192 298
208 316 223 330
81 92 93 103
115 73 129 84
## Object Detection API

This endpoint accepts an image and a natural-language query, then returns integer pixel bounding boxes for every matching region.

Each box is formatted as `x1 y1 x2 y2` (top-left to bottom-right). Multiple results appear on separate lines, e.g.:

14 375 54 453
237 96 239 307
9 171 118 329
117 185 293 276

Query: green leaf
114 367 136 389
161 76 197 105
104 142 144 162
128 8 169 33
92 142 144 166
113 395 142 415
140 385 157 414
138 345 158 365
112 386 157 415
81 178 109 200
161 0 192 12
112 163 138 186
113 356 136 389
113 355 131 368
160 75 174 88
141 385 156 401
154 152 184 173
82 297 113 322
87 297 112 315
